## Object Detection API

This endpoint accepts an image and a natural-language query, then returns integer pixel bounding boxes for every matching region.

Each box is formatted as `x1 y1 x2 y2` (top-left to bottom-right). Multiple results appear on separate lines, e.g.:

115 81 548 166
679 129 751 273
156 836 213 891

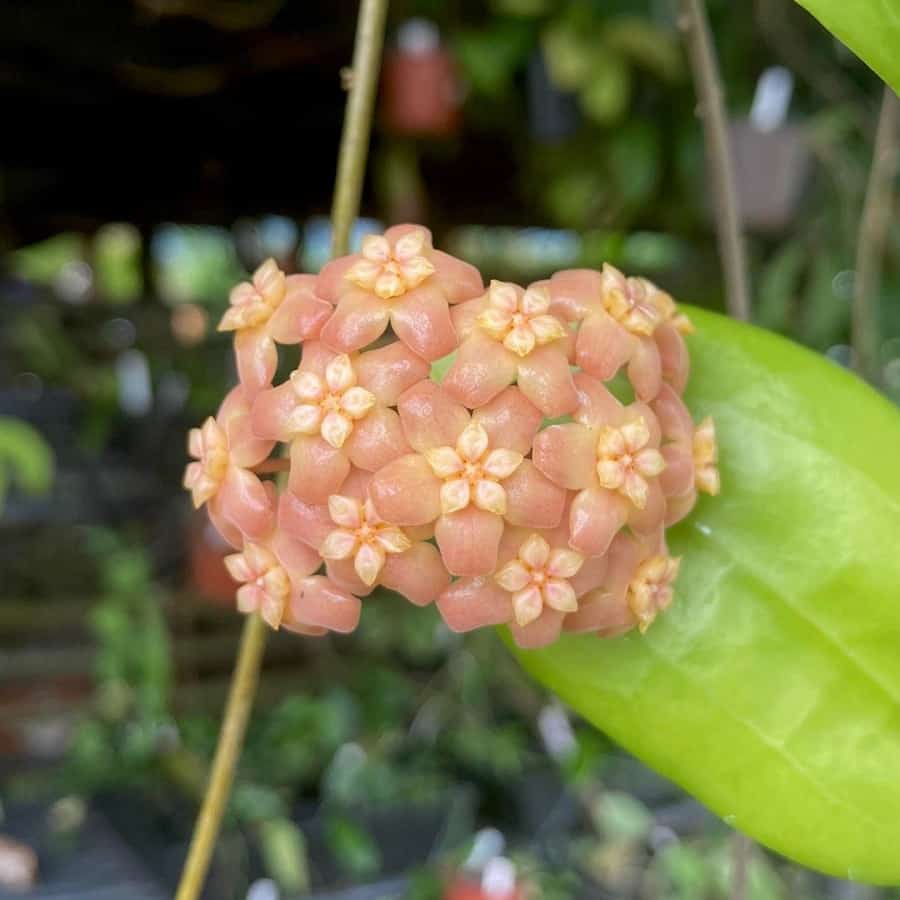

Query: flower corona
185 224 720 647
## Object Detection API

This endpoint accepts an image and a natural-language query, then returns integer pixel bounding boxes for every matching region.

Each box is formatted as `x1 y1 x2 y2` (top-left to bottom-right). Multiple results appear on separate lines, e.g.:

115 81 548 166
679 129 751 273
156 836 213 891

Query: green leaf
508 307 900 884
0 417 54 511
794 0 900 93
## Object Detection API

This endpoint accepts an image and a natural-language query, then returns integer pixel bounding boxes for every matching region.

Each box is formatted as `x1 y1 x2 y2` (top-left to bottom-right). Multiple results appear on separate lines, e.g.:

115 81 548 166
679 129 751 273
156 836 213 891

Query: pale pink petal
286 575 361 634
652 383 694 442
502 460 566 528
224 552 254 583
207 502 244 549
436 577 512 632
324 558 373 597
515 344 579 418
532 423 596 490
575 309 634 379
328 494 362 528
569 487 628 556
471 387 542 456
434 506 504 576
288 435 350 504
665 489 697 526
354 542 386 585
431 250 484 304
227 418 276 472
320 530 359 560
354 341 430 406
629 479 666 536
236 583 264 615
572 372 624 429
397 381 470 453
297 341 335 379
442 334 518 408
660 443 695 497
380 542 450 606
449 296 485 340
278 490 334 549
268 277 333 344
628 336 663 402
235 328 277 395
368 454 442 525
494 559 531 592
509 607 565 649
564 590 635 636
390 284 457 361
441 478 471 514
344 407 411 472
569 554 608 597
473 479 507 515
543 579 578 612
547 548 584 579
271 529 322 580
628 401 662 447
250 381 301 442
385 222 433 246
315 255 357 303
549 268 601 321
518 533 551 569
482 449 523 481
216 466 274 541
320 289 391 353
655 323 689 394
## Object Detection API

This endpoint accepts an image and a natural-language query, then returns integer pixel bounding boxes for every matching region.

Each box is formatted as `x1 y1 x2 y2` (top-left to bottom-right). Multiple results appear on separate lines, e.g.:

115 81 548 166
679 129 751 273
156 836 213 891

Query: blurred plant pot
188 511 237 606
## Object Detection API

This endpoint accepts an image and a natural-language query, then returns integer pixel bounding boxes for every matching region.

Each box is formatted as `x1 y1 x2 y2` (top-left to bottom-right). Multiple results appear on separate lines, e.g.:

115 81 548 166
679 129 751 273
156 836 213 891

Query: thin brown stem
174 4 390 898
330 0 389 257
730 832 752 900
678 0 750 321
853 86 900 382
251 458 291 474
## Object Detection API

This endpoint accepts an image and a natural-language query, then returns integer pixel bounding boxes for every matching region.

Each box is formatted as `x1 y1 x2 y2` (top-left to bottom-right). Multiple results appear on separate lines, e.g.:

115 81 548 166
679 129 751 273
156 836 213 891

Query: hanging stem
330 0 390 257
853 86 899 382
678 0 750 322
174 4 389 898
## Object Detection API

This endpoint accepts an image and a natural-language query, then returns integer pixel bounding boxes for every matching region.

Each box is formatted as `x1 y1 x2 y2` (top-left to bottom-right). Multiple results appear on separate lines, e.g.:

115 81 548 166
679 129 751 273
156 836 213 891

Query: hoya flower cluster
184 225 719 647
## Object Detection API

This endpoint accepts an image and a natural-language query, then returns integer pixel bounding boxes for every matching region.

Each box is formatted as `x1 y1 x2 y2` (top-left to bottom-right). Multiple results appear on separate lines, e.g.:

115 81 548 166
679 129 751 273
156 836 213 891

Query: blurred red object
444 877 524 900
382 20 461 138
188 512 238 605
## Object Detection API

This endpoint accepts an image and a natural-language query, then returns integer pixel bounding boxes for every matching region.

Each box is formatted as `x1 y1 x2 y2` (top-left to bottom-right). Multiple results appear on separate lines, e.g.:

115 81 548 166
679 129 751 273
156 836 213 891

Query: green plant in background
0 417 53 512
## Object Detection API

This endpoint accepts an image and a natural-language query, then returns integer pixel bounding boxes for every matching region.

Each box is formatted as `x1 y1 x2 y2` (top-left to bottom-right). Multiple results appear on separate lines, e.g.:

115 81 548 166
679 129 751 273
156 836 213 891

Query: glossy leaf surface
795 0 900 93
510 307 900 883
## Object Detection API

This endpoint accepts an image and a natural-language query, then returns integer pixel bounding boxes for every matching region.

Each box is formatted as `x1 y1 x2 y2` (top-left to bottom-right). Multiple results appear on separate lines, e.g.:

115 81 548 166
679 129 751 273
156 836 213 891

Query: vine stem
678 0 750 322
174 4 389 898
852 86 899 382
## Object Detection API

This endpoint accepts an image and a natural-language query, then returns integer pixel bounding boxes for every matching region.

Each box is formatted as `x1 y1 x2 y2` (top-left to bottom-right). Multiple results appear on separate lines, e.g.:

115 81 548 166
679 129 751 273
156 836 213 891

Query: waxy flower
224 493 362 634
317 224 483 361
533 373 666 556
184 385 275 545
218 260 332 393
550 264 665 402
627 553 681 633
443 280 578 417
251 341 427 503
437 521 611 649
369 382 566 576
648 285 694 394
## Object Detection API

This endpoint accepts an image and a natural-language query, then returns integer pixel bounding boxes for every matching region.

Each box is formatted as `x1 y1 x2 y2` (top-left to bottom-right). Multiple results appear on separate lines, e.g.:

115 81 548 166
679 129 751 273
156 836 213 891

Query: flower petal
471 387 542 456
473 478 507 515
655 322 689 394
368 454 442 525
629 478 666 535
434 506 504 576
431 250 484 304
354 341 430 406
495 559 531 592
270 529 322 580
380 542 450 606
665 489 697 527
327 494 362 528
543 578 578 612
547 548 584 579
576 310 634 382
509 607 565 649
660 443 695 497
216 466 274 541
437 577 512 632
288 435 351 504
442 334 518 408
512 586 544 626
390 284 457 361
320 411 354 449
320 289 391 354
268 276 333 344
340 386 376 419
278 490 333 549
315 256 357 304
286 575 361 634
325 353 356 393
652 383 694 442
502 460 567 528
325 557 373 596
482 448 523 480
515 343 579 418
456 422 489 462
425 446 464 479
518 533 551 569
564 590 635 636
440 477 471 514
344 406 411 472
549 268 601 321
569 487 628 556
354 542 386 586
627 336 663 402
234 328 277 395
572 372 623 429
450 296 484 340
398 381 470 453
532 423 597 490
568 553 608 597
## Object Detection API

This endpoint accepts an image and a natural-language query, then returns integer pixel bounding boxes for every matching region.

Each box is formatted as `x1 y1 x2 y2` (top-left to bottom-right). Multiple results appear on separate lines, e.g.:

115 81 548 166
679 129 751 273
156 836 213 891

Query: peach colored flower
183 385 275 546
627 553 681 633
647 284 694 394
369 382 566 576
223 495 362 634
251 340 427 504
549 264 665 402
317 224 483 361
533 373 666 556
436 521 610 649
218 260 332 393
442 280 578 417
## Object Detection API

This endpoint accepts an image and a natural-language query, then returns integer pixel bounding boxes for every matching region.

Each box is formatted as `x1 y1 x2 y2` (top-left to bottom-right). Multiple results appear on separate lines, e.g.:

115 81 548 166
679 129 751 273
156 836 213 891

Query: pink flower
533 373 666 556
223 495 361 634
317 224 483 361
369 381 566 576
647 286 694 394
218 260 332 393
183 386 275 546
250 340 427 504
436 521 611 649
565 529 679 636
442 280 579 417
550 264 666 402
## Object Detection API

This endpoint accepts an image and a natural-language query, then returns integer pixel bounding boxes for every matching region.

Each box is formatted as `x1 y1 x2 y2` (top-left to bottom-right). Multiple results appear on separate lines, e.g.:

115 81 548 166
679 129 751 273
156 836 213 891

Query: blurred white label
750 66 794 133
